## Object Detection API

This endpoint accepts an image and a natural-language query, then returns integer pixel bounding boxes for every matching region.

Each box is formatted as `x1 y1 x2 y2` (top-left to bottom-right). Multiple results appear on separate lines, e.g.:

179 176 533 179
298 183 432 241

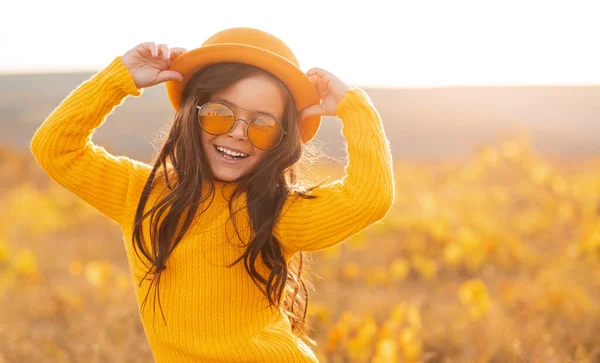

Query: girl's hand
299 68 351 120
121 42 187 89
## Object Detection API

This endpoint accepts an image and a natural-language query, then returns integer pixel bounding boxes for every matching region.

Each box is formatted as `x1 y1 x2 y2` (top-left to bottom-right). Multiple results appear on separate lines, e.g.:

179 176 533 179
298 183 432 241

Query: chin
212 172 244 183
208 158 253 183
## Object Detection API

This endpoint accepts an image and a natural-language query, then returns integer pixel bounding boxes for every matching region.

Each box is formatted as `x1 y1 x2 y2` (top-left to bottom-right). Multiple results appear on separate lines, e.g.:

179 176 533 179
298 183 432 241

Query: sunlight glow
3 0 600 86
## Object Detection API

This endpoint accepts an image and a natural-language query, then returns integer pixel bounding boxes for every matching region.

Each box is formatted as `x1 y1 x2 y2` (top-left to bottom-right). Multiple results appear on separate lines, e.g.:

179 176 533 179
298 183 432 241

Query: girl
31 27 394 363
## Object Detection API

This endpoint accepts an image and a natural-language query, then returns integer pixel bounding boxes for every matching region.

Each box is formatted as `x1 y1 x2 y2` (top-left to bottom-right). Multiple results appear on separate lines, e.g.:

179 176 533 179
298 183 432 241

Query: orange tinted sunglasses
196 102 286 150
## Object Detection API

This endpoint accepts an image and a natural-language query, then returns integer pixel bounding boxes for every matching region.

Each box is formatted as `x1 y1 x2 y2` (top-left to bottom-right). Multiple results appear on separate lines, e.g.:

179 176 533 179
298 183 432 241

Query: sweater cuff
96 56 143 98
335 87 384 146
336 87 374 117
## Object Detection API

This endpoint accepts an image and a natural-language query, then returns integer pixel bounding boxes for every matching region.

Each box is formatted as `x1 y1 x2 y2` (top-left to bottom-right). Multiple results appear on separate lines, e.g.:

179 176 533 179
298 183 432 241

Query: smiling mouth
214 145 249 160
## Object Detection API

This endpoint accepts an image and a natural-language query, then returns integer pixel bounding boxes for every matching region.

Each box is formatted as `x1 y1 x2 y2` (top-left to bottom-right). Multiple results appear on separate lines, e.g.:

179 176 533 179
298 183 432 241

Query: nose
227 118 249 140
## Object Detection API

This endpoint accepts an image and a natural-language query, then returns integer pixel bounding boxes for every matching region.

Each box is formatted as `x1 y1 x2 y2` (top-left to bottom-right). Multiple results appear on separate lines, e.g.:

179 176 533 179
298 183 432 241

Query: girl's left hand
299 68 350 120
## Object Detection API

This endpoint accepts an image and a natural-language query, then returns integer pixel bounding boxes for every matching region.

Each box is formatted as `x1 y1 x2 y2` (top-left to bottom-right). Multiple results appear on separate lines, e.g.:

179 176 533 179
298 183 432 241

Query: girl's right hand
121 42 187 89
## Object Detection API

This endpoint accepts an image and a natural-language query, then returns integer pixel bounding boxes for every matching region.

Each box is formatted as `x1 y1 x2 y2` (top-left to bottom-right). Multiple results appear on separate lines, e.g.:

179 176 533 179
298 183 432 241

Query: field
1 137 599 363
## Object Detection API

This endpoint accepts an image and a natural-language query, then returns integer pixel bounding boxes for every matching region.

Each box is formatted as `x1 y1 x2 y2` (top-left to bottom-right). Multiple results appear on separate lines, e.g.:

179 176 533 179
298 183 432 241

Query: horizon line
1 69 599 89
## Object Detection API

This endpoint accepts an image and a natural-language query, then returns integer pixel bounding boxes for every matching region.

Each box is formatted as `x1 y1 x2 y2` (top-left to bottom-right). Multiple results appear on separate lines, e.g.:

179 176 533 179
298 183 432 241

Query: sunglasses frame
196 101 287 150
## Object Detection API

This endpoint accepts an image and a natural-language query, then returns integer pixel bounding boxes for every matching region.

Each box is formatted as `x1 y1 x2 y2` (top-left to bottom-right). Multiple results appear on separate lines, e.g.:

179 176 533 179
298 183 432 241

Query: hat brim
165 44 321 144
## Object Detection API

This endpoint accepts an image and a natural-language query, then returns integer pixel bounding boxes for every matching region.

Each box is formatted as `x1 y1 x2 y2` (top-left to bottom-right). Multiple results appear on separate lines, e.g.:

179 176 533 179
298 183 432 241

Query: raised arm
275 82 395 253
30 57 150 225
30 43 185 225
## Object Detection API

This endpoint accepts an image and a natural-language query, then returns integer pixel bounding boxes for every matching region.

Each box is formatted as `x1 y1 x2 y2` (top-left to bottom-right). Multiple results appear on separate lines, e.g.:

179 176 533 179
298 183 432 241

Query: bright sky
3 0 600 87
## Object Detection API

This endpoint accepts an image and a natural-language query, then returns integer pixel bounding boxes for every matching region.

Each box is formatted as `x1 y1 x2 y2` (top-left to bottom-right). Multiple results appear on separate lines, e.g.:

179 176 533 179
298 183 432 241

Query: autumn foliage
1 138 599 362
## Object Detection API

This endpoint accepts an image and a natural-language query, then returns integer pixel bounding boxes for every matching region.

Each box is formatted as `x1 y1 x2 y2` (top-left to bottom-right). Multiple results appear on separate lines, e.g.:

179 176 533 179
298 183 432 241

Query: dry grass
1 138 599 362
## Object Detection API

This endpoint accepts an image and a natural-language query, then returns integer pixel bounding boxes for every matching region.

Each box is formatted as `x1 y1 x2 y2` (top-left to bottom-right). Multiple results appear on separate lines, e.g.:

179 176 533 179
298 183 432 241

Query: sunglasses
196 102 286 150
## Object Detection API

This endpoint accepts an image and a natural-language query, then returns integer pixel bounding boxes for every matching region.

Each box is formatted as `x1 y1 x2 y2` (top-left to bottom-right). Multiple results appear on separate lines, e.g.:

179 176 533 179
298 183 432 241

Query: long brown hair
131 62 320 343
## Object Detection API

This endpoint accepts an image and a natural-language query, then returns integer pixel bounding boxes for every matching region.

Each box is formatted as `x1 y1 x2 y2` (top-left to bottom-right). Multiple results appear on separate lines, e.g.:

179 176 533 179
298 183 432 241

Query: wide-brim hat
165 27 321 144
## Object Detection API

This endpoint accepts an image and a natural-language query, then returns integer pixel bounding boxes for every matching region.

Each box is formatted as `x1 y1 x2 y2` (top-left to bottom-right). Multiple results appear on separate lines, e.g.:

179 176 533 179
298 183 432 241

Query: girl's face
201 74 286 182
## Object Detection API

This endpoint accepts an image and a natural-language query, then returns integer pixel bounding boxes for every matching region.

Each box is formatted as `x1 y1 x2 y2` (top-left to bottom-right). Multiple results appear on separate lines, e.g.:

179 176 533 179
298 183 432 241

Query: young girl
31 27 394 363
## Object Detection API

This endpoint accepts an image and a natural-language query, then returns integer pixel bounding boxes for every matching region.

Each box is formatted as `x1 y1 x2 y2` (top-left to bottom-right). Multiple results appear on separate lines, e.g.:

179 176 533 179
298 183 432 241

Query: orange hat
165 27 321 144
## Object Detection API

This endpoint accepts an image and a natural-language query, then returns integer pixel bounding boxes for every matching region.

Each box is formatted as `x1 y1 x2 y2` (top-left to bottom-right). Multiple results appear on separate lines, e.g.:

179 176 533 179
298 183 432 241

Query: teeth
216 146 248 158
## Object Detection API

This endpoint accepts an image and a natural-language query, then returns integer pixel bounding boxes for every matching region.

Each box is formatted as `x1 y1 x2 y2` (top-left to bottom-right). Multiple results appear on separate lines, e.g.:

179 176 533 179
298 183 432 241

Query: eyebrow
215 98 279 121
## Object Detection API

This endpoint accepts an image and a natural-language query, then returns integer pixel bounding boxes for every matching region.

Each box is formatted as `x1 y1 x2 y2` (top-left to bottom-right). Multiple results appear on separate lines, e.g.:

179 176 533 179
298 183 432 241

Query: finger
157 44 170 61
306 67 329 78
309 75 329 98
144 42 159 58
299 104 324 120
156 70 184 83
308 72 330 98
319 77 330 95
170 47 188 60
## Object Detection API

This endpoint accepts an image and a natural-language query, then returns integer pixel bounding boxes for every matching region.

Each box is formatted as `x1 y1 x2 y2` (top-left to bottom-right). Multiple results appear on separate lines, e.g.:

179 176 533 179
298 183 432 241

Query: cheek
252 148 268 164
201 131 214 151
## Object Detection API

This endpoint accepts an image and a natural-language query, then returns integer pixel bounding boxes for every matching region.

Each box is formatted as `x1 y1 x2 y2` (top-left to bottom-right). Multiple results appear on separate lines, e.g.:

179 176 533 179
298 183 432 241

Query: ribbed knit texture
30 56 395 363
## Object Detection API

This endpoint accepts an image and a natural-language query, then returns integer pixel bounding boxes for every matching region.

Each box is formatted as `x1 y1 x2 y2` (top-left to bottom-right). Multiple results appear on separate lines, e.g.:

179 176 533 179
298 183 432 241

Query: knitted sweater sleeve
30 56 150 225
274 88 395 253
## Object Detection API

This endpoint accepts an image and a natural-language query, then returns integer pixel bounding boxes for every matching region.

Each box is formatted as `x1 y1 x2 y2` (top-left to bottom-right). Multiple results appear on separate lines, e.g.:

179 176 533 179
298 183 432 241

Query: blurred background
1 0 599 362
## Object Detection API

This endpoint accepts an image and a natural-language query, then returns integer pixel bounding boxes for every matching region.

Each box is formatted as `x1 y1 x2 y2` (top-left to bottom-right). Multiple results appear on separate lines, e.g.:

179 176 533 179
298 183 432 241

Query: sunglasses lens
198 103 234 134
248 116 283 150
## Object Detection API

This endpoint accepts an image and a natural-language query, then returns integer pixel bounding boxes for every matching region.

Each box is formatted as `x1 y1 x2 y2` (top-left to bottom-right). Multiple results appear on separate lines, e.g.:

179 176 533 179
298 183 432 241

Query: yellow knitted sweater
30 57 394 363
